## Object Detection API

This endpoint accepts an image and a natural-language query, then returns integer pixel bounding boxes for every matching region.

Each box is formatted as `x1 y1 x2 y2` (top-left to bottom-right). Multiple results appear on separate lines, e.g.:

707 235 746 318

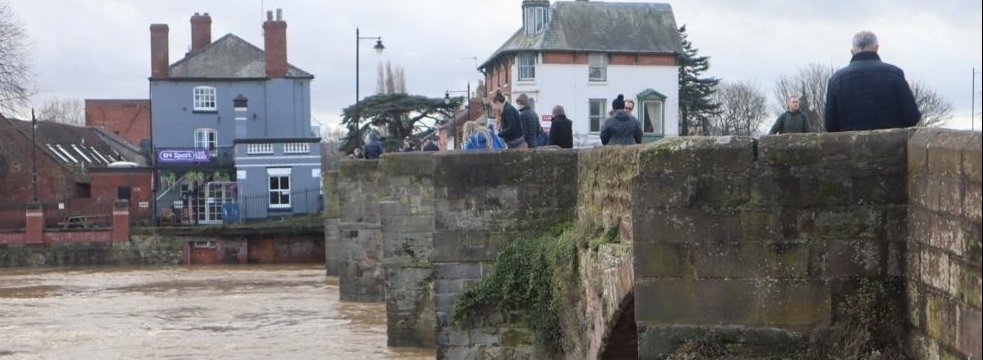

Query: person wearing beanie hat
612 94 625 110
600 94 642 145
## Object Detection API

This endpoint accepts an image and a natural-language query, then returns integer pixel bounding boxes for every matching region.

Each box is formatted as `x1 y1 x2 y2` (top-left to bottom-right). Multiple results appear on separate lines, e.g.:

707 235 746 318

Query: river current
0 264 434 359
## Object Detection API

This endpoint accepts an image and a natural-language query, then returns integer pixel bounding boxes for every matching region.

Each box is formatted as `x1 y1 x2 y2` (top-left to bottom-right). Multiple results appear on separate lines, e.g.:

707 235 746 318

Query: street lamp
31 109 38 201
355 27 385 146
444 82 470 150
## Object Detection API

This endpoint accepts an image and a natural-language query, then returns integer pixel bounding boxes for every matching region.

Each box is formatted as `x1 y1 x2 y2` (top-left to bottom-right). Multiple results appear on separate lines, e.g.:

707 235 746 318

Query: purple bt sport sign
157 149 211 163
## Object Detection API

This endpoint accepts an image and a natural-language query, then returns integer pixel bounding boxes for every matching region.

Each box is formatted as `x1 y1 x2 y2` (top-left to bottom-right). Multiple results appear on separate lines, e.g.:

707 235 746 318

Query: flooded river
0 265 434 359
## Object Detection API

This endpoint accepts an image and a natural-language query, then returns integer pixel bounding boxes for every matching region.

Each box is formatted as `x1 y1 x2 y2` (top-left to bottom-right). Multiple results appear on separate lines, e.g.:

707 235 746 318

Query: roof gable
482 1 683 68
167 34 312 79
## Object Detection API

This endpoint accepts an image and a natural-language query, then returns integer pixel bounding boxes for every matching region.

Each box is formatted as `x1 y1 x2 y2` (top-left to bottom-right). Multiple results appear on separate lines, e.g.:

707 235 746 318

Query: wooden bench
58 214 111 230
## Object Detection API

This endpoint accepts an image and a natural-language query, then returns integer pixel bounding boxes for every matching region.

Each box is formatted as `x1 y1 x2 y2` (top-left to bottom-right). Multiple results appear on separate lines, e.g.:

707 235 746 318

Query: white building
479 0 683 146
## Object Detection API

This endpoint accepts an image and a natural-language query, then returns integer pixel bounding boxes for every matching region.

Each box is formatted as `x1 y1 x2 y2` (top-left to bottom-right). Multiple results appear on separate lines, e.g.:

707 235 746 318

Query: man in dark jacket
769 96 811 134
363 132 383 159
548 105 574 148
824 31 921 132
421 136 439 151
516 93 541 148
600 94 642 145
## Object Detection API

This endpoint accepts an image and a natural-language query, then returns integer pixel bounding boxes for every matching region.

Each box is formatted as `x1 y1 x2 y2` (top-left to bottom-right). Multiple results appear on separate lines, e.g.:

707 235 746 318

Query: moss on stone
452 222 598 357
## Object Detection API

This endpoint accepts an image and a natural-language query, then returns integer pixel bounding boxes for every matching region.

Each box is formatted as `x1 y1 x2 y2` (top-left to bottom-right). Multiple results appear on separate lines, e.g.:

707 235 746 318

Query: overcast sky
9 0 983 131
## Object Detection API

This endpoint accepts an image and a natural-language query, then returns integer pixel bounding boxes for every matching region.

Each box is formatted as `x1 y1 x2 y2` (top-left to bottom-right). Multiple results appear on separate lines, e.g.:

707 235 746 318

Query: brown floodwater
0 265 434 360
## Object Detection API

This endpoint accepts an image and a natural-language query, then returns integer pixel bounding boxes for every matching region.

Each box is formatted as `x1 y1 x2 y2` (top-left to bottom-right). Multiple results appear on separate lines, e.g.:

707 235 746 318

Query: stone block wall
336 160 385 302
323 170 341 276
326 128 981 359
431 149 579 360
906 129 982 360
379 153 438 347
633 131 911 358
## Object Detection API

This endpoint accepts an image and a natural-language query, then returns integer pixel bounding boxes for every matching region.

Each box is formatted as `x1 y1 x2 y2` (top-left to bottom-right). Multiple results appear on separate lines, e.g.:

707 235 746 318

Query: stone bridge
323 128 980 359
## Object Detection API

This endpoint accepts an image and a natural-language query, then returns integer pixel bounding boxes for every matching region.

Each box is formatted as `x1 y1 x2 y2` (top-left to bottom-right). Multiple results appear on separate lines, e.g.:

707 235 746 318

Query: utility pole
31 109 39 201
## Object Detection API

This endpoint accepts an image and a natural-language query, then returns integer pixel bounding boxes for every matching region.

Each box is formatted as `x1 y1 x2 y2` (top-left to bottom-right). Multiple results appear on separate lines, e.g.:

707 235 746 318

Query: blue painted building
149 10 320 224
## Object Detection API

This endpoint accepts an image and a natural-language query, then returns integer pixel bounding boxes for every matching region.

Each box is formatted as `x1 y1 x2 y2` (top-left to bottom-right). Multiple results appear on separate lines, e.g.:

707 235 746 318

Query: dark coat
600 110 642 145
824 51 921 132
548 114 574 148
364 134 383 159
769 111 810 134
496 102 523 142
519 105 541 148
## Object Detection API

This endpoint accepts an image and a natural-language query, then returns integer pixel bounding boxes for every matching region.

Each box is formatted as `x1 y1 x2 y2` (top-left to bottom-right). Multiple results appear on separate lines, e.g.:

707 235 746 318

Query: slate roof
167 34 313 79
480 1 683 69
2 116 147 180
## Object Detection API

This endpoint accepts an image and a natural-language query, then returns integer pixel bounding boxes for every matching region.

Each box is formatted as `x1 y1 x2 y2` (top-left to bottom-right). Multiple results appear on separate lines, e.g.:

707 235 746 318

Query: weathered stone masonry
327 128 980 360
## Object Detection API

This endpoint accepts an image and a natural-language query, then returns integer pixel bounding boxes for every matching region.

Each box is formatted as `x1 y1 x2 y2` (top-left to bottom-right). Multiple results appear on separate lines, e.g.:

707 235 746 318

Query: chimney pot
263 10 288 78
150 24 169 79
190 12 212 53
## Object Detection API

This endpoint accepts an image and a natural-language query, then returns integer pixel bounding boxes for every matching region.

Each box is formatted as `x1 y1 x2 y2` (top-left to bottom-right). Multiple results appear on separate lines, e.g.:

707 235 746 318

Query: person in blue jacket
363 132 383 159
824 31 921 132
463 120 503 150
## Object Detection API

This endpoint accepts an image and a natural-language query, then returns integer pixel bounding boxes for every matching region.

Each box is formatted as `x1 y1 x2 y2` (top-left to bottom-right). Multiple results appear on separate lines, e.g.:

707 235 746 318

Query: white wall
511 61 679 147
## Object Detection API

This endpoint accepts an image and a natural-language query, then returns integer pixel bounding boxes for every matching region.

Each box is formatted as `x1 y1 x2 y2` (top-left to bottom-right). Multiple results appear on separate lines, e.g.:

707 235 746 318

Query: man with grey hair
824 30 921 132
548 105 573 148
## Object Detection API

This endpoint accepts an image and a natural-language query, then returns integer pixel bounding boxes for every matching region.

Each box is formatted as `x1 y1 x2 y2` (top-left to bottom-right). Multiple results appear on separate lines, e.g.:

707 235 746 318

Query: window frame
588 53 607 82
192 86 217 112
524 6 546 35
194 128 217 150
517 53 537 81
267 168 292 209
588 98 606 133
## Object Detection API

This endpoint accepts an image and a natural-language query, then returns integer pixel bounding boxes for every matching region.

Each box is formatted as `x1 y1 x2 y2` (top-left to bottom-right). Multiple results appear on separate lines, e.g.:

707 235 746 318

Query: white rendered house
479 0 683 146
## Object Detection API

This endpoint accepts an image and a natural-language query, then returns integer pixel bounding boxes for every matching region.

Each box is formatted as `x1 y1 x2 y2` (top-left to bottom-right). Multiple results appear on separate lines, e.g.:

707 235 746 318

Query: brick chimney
190 12 212 53
150 24 169 79
263 9 288 78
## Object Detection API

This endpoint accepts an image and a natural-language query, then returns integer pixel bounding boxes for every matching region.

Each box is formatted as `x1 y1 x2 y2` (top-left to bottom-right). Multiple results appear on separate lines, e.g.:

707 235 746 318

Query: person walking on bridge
824 30 921 132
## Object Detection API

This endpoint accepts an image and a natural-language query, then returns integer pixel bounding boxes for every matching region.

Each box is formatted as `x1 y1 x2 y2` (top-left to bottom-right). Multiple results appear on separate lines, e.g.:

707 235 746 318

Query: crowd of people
348 30 920 159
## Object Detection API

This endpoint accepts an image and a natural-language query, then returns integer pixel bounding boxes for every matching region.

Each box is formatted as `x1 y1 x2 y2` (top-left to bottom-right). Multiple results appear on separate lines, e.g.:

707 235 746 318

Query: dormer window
193 86 217 112
523 1 549 35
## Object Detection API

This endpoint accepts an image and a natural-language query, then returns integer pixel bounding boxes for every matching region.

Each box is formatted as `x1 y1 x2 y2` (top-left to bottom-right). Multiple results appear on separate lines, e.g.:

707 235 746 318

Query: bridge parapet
324 128 981 359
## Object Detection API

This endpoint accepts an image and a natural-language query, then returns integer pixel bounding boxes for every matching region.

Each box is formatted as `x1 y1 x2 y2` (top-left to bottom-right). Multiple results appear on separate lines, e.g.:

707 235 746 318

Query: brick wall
84 99 151 147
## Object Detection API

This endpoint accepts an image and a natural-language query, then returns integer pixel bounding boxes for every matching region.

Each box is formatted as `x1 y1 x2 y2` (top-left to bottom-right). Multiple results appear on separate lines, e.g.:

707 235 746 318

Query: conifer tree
677 25 720 136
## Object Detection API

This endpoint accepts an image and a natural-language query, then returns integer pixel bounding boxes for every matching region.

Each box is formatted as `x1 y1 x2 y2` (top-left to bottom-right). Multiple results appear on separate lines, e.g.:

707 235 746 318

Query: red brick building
0 115 151 229
85 99 151 148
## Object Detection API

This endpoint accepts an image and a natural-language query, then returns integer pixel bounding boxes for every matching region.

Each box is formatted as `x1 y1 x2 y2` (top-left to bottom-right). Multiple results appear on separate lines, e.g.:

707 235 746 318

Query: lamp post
973 67 980 131
355 27 385 146
31 109 38 201
444 82 470 150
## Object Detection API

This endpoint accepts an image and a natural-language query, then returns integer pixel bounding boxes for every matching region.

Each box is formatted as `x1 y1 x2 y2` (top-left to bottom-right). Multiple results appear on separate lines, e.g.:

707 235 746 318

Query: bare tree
708 81 768 136
0 1 33 113
320 123 346 143
35 97 84 125
909 80 953 127
376 61 406 95
774 63 835 132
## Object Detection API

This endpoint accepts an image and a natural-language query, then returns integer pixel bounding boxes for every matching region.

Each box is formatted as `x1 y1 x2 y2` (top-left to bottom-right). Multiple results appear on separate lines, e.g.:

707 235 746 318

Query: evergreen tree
677 25 720 136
